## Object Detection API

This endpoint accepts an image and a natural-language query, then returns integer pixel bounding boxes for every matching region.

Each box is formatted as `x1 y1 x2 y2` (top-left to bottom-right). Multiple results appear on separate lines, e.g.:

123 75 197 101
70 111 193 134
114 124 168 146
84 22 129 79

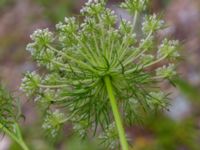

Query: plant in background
0 0 14 12
21 0 179 149
0 84 29 150
35 0 76 22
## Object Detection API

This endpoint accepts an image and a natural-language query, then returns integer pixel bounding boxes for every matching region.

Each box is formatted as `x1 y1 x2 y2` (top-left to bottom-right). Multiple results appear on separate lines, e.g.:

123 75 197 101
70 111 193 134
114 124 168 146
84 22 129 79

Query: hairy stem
104 76 129 150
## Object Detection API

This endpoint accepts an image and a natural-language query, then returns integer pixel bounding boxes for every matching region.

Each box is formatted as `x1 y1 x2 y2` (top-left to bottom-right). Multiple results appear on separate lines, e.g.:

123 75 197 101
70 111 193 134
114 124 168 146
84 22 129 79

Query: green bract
21 0 179 149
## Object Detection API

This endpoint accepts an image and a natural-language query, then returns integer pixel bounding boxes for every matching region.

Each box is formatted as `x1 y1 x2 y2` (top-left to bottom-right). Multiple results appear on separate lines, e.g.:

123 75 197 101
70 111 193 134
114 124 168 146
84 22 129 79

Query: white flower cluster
56 17 77 33
42 110 65 138
156 64 177 79
142 14 165 34
80 0 105 15
56 17 78 46
26 29 55 67
20 71 41 96
157 39 180 59
28 29 53 50
100 8 116 25
120 0 148 13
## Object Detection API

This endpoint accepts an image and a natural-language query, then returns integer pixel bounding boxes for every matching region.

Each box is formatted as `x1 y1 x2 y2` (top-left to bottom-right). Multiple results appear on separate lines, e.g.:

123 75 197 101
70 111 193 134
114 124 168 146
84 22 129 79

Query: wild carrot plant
21 0 179 149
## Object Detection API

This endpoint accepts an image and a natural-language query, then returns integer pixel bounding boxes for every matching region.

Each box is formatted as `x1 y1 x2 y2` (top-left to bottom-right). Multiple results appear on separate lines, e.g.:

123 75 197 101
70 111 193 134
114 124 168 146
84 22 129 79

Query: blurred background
0 0 200 149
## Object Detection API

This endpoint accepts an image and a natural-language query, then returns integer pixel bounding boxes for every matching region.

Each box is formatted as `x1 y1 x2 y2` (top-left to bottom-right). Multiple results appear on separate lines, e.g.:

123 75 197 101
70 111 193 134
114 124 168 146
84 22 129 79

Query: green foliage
21 0 179 149
0 84 16 130
0 84 29 150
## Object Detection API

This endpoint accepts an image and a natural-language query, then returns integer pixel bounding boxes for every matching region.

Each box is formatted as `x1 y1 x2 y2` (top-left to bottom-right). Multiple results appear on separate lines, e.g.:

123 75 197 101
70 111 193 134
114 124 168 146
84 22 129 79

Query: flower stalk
104 76 129 150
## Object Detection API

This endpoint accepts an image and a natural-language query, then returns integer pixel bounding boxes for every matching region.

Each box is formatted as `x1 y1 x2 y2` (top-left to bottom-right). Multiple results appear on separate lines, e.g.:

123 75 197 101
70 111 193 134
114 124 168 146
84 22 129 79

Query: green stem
104 76 129 150
0 123 29 150
133 11 138 29
17 139 29 150
144 54 167 68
